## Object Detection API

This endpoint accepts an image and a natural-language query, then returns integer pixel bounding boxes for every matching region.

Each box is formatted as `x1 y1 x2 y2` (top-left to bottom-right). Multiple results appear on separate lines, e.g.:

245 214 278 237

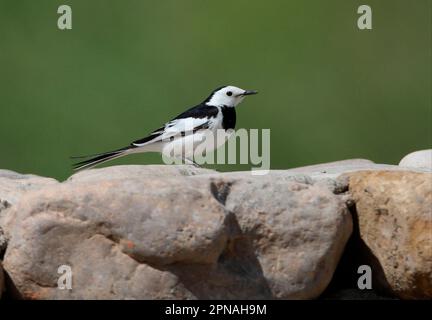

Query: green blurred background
0 0 430 181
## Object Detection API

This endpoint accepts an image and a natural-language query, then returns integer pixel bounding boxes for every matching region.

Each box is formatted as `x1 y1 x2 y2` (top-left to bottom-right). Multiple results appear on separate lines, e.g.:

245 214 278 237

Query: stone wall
0 151 430 299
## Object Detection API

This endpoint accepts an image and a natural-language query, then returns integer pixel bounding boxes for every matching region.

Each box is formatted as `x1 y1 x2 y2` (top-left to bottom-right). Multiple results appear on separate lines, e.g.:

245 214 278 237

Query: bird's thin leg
171 155 201 167
183 157 202 168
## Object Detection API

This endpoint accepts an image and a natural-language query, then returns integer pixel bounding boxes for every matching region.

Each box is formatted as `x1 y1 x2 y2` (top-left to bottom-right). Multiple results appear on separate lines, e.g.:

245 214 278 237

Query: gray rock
67 164 217 183
399 149 432 170
0 170 58 252
0 170 58 204
212 177 352 299
3 165 352 299
198 159 431 183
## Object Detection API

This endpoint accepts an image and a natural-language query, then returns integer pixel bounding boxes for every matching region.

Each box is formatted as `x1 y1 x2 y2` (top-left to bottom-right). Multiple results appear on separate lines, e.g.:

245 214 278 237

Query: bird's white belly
160 130 216 158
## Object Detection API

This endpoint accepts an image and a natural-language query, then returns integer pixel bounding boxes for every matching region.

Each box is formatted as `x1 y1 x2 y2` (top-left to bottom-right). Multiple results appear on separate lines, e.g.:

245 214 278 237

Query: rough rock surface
399 149 432 170
67 164 217 182
203 159 430 182
0 169 58 206
1 158 430 300
220 178 352 299
347 170 432 299
2 165 352 299
0 170 58 257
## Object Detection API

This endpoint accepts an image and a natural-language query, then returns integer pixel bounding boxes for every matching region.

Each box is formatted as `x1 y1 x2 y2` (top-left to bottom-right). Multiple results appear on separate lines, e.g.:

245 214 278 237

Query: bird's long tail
72 146 135 171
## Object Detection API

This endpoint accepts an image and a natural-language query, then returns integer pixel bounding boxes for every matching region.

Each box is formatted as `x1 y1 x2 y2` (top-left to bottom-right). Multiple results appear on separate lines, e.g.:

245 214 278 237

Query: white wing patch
132 117 216 147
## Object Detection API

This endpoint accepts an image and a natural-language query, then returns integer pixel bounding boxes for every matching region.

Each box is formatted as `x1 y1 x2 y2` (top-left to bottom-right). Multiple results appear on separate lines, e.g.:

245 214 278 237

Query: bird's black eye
226 91 232 96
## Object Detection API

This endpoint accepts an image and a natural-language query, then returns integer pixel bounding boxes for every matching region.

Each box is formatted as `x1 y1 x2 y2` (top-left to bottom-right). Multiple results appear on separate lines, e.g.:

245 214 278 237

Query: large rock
2 165 352 299
399 150 432 170
0 170 58 257
3 177 229 299
0 166 212 247
220 178 352 299
347 170 432 299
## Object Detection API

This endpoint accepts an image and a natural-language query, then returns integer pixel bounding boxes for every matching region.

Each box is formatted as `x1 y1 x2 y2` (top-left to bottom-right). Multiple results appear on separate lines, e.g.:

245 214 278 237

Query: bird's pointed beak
241 90 258 96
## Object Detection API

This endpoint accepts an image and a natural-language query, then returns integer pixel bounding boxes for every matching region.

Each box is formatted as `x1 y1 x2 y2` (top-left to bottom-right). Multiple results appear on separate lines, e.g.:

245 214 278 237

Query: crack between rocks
89 232 151 267
209 180 233 206
26 277 57 289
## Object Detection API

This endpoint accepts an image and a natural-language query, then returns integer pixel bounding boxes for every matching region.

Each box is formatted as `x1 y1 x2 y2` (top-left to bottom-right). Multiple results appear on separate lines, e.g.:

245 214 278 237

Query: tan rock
347 170 432 299
3 177 230 299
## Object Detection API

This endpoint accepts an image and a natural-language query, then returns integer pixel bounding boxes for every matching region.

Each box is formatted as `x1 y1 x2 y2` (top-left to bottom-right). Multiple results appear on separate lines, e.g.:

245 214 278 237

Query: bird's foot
183 157 202 168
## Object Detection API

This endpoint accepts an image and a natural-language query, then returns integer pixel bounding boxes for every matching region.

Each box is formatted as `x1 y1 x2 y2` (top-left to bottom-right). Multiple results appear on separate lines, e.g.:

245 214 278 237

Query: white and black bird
72 85 258 171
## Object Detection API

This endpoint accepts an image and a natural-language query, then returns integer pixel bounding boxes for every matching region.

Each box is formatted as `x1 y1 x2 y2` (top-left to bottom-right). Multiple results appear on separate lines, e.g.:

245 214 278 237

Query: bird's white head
204 85 258 107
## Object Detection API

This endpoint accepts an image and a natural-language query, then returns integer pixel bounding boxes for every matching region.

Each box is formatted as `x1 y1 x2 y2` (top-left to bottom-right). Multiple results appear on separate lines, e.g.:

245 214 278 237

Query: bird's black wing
131 125 166 145
132 104 219 146
171 104 219 120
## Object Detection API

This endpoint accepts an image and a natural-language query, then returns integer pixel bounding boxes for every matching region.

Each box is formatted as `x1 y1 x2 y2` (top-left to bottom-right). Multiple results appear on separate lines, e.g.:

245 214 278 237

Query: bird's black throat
221 106 236 130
